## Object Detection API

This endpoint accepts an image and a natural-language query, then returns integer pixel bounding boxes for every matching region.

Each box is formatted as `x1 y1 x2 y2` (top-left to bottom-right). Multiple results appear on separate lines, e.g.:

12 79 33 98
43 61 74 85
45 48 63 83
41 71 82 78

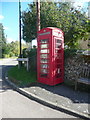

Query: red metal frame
37 27 64 85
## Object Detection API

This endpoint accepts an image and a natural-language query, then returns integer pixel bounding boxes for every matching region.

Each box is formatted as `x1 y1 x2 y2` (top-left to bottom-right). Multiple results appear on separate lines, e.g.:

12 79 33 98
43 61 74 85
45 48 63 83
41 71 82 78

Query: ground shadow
26 82 90 104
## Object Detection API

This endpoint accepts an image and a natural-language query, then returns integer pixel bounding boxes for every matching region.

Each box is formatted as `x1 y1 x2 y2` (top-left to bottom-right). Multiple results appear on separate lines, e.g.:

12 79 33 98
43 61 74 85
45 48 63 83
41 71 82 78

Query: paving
5 74 90 119
24 83 90 118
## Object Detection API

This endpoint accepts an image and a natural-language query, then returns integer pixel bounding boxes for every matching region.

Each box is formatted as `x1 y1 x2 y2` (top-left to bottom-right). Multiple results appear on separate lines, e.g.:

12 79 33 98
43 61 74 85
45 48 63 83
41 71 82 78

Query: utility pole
19 0 22 58
36 0 40 34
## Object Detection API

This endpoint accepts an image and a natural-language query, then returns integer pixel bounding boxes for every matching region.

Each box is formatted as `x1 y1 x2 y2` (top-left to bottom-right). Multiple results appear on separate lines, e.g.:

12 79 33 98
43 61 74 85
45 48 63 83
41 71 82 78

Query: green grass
8 65 37 87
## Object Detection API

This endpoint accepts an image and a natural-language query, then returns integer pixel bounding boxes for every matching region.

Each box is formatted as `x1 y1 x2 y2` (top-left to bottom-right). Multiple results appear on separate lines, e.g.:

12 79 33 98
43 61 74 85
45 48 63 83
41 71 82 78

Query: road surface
0 58 76 118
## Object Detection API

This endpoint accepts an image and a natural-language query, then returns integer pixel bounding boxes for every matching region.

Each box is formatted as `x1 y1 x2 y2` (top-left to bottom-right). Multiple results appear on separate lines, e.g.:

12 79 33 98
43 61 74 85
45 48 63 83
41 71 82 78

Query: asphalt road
0 58 76 118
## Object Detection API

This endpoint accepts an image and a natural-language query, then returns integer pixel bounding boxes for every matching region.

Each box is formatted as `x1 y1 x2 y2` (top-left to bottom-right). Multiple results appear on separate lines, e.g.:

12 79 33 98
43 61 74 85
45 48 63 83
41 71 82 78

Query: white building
32 38 37 48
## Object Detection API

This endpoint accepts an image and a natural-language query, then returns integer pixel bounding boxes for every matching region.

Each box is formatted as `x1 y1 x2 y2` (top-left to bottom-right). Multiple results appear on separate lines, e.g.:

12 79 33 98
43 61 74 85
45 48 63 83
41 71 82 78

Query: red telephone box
37 27 64 86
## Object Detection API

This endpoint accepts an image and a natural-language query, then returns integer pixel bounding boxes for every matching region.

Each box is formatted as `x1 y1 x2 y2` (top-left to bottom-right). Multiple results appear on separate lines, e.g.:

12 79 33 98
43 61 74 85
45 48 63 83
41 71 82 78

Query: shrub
28 48 37 71
64 49 77 59
22 48 28 58
22 47 37 71
3 54 10 58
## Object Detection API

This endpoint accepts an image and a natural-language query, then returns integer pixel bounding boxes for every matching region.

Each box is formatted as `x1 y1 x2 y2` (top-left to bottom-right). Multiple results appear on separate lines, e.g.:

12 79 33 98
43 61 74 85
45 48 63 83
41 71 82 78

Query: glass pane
41 69 48 73
55 49 61 53
56 39 62 43
40 74 47 77
40 49 49 53
55 68 62 78
55 54 62 58
40 39 49 43
40 54 49 58
41 59 48 63
41 44 48 48
56 44 61 48
41 64 48 69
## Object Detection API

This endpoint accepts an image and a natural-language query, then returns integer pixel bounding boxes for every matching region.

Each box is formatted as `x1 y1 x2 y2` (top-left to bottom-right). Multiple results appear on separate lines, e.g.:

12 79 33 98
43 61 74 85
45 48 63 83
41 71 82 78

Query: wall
78 40 89 49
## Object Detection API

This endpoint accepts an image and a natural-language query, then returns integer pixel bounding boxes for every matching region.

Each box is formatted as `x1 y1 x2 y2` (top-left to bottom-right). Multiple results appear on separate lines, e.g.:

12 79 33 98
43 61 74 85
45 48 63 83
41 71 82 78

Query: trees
7 41 19 57
22 2 89 48
0 23 28 58
22 2 37 42
0 23 7 58
0 23 19 58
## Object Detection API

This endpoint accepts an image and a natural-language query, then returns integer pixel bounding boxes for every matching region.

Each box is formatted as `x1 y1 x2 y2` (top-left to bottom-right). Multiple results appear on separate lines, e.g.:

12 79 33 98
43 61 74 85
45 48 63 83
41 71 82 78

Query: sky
0 0 89 44
0 1 32 43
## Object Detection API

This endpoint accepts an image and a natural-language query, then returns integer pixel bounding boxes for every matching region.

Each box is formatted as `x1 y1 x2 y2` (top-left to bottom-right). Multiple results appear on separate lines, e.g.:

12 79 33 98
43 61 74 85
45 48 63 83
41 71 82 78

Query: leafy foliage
64 49 77 59
22 3 37 42
22 2 89 48
0 23 7 58
22 47 37 71
8 41 19 57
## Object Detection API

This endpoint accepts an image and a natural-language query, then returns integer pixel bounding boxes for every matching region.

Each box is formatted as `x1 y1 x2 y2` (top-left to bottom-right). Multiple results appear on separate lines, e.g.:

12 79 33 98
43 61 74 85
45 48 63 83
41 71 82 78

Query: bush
9 52 14 57
22 47 37 71
28 48 37 71
28 48 37 58
22 48 28 58
64 49 77 59
3 54 10 58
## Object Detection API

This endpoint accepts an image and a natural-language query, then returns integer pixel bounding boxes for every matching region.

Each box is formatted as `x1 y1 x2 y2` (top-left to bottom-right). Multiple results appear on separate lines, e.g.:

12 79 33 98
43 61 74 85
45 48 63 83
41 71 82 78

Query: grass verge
8 65 37 87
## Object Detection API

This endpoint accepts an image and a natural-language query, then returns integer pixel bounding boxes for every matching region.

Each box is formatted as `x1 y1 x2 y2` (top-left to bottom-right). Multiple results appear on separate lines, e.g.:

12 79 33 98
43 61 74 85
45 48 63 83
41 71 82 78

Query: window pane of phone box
40 59 48 63
40 49 49 53
41 69 48 73
40 54 49 58
41 64 48 68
